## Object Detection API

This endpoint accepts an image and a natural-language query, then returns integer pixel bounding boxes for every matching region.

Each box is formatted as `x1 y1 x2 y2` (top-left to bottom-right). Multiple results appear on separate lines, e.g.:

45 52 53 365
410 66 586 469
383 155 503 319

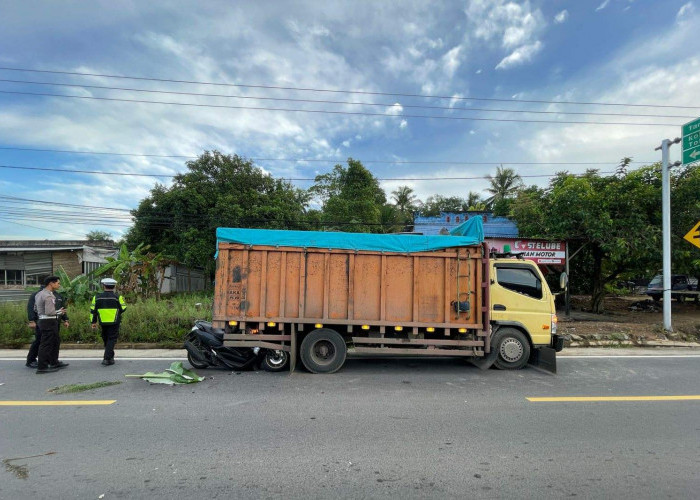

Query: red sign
487 238 566 265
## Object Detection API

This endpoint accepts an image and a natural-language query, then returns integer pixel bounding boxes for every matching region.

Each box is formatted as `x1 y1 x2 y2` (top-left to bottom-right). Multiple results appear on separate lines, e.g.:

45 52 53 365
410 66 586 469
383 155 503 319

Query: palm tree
465 191 484 210
485 166 523 207
391 186 419 214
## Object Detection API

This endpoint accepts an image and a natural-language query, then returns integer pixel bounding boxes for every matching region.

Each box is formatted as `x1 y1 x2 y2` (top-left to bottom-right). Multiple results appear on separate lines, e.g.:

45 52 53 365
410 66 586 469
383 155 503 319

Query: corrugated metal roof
413 212 518 238
0 247 82 252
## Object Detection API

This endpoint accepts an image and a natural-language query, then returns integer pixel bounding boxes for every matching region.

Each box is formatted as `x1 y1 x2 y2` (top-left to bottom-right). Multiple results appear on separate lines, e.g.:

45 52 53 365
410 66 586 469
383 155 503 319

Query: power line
0 90 683 127
0 78 695 119
0 163 618 180
1 66 698 110
0 146 659 164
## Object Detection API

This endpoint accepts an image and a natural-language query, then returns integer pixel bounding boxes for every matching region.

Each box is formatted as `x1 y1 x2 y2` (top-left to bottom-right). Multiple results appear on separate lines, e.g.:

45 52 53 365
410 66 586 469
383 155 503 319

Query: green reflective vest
90 292 127 325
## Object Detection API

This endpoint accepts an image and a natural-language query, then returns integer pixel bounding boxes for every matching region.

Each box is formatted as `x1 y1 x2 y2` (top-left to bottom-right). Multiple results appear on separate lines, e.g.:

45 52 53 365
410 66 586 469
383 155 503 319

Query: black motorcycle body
184 320 289 372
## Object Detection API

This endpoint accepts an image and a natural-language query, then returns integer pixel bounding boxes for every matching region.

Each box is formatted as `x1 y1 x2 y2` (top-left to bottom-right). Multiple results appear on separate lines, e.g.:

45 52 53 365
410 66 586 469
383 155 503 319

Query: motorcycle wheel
187 352 209 369
261 350 289 372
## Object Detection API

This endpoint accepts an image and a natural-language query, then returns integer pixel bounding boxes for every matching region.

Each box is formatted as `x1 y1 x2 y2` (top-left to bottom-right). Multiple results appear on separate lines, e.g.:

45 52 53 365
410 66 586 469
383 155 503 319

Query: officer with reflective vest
91 278 127 366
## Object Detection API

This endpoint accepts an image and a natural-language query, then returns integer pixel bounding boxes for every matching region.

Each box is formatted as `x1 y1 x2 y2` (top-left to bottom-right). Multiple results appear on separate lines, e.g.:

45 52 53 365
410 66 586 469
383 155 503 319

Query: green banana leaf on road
125 361 205 385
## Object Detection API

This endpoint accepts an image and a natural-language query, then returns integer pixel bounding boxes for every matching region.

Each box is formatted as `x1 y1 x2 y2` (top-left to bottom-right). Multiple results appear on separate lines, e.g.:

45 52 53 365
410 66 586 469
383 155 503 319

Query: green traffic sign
682 117 700 165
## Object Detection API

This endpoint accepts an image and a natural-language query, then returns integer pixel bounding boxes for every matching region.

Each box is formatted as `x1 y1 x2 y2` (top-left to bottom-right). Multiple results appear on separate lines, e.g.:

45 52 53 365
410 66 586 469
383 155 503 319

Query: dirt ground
559 295 700 344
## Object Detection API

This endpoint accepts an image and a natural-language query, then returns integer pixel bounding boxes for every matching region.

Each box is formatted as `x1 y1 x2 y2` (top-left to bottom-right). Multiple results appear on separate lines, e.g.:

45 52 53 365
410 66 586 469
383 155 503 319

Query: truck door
491 263 552 345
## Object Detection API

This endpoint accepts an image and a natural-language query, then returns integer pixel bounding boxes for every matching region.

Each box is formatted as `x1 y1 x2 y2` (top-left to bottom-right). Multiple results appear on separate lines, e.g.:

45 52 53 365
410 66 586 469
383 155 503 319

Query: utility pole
654 137 680 332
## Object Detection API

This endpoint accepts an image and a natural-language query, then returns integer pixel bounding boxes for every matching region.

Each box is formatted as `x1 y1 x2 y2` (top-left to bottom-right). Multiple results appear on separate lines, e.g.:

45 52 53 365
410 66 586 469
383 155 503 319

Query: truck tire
492 328 530 370
300 328 347 374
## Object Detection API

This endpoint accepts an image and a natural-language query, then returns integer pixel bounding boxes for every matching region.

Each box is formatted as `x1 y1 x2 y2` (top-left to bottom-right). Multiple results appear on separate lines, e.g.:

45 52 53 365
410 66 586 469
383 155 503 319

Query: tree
86 230 113 242
420 195 467 216
126 151 310 276
309 158 386 233
465 191 485 210
391 185 419 227
511 164 665 312
95 243 176 300
485 165 523 210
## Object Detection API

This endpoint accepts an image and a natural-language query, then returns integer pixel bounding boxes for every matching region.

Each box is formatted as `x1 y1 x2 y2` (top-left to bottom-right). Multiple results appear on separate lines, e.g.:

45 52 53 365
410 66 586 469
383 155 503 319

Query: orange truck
213 223 565 374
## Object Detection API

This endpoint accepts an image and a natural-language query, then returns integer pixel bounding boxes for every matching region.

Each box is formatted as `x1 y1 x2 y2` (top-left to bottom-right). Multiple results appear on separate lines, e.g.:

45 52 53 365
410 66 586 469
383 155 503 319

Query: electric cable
1 66 697 110
0 90 683 127
0 78 695 119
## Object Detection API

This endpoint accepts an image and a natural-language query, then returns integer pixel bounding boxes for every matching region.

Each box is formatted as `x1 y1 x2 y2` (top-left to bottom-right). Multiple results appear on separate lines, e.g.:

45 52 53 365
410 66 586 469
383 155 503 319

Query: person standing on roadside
25 285 44 368
91 278 127 366
35 276 70 374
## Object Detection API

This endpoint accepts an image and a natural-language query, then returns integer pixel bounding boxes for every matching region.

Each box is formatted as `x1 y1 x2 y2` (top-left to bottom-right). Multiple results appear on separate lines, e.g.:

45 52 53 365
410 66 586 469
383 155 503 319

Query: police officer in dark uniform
25 286 43 368
91 278 127 366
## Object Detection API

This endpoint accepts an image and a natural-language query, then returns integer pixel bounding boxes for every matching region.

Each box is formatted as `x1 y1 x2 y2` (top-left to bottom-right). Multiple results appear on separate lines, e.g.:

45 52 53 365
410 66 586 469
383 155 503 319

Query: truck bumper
552 334 565 352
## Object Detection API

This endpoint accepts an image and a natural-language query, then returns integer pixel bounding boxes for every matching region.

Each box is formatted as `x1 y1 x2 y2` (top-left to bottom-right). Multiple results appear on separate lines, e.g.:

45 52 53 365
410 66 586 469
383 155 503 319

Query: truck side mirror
559 272 569 291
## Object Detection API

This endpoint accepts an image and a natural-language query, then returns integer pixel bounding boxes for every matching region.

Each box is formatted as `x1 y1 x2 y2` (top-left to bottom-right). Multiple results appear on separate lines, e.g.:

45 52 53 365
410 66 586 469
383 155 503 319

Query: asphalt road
1 355 699 499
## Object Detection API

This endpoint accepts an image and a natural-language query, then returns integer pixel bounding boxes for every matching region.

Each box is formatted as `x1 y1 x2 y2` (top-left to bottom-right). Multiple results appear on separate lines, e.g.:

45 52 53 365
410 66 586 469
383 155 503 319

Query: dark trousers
101 323 120 361
37 319 59 370
26 325 41 363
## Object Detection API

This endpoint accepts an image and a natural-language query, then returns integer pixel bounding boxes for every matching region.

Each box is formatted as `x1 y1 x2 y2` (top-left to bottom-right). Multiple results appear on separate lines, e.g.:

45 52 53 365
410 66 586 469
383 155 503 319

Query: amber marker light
426 327 435 332
394 326 403 331
315 323 323 328
458 328 467 333
267 322 276 327
361 325 370 330
228 321 238 326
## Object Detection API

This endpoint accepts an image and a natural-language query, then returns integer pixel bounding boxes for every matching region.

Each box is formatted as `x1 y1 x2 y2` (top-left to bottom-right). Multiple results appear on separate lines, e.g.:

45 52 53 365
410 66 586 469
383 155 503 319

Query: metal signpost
655 118 700 332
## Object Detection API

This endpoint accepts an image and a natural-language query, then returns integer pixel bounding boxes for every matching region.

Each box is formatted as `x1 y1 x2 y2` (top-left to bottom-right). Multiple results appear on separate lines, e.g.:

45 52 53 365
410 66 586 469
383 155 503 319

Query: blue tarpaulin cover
216 217 483 255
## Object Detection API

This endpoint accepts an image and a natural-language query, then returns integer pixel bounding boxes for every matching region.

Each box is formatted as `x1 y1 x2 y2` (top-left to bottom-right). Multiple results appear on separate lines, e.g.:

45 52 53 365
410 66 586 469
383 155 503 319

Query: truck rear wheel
493 328 530 370
300 328 346 374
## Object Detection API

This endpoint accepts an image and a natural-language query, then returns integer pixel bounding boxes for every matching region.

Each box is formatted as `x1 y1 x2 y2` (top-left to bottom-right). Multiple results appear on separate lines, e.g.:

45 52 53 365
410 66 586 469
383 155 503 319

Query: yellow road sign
683 221 700 249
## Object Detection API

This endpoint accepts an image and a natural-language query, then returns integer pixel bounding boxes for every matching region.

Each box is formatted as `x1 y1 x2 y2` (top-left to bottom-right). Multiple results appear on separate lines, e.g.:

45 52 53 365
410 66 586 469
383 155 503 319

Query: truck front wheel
300 328 347 374
493 328 530 370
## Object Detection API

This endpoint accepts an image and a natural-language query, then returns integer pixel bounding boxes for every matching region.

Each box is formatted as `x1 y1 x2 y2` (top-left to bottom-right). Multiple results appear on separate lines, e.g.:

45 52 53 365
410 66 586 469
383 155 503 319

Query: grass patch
1 291 213 347
48 381 122 394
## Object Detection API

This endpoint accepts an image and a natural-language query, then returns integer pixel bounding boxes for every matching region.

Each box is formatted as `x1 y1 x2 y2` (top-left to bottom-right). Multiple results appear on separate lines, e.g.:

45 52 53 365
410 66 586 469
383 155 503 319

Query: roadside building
413 212 566 269
0 240 118 289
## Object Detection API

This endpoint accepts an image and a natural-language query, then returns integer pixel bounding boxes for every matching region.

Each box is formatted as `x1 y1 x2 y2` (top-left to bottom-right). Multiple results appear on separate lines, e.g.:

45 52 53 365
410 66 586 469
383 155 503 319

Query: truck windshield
649 275 662 287
496 266 543 299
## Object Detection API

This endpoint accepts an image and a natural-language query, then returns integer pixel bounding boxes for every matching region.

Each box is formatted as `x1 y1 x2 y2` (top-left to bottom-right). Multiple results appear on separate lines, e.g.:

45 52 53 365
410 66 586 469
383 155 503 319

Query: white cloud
387 103 404 115
495 41 543 70
596 0 611 12
442 46 462 77
399 120 408 129
554 10 569 24
677 2 695 20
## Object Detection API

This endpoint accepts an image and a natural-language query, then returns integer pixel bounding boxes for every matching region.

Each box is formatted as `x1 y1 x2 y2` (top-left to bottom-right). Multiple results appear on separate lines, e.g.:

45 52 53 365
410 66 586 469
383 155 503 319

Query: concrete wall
52 251 82 278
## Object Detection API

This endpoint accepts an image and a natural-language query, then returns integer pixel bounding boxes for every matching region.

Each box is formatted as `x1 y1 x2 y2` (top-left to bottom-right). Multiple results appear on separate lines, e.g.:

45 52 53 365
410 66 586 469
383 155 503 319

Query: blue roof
413 212 518 238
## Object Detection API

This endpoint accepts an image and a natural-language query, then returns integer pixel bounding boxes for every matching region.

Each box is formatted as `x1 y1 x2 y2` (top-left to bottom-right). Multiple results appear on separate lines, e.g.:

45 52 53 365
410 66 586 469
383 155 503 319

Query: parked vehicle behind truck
211 220 565 374
646 274 699 303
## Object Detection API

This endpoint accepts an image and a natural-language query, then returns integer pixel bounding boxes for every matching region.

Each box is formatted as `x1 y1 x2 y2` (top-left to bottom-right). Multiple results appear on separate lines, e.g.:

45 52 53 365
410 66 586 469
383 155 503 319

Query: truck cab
485 257 563 370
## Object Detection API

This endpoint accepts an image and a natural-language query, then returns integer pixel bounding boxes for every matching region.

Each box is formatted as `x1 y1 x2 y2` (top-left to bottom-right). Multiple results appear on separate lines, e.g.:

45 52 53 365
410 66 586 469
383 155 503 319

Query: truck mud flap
528 346 557 374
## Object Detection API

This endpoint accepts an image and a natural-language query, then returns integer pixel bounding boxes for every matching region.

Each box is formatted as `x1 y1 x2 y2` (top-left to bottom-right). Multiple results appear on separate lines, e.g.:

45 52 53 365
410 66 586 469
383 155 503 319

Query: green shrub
0 292 213 347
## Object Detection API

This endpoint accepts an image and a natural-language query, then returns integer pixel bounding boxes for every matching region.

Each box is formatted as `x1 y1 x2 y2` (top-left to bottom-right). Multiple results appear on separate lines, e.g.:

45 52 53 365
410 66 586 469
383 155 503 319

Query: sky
0 0 698 240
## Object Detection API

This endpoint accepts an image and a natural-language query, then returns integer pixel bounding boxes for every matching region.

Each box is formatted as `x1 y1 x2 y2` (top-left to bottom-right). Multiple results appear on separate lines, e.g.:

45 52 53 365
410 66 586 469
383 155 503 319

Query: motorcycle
183 320 289 372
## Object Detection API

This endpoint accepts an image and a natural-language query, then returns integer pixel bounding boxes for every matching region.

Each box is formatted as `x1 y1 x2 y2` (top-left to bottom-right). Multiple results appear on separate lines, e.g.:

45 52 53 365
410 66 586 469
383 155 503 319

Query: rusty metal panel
328 254 349 319
284 252 301 318
225 248 247 318
416 257 445 323
304 252 325 318
245 251 262 317
353 254 381 321
214 243 485 331
263 251 282 318
384 255 413 322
